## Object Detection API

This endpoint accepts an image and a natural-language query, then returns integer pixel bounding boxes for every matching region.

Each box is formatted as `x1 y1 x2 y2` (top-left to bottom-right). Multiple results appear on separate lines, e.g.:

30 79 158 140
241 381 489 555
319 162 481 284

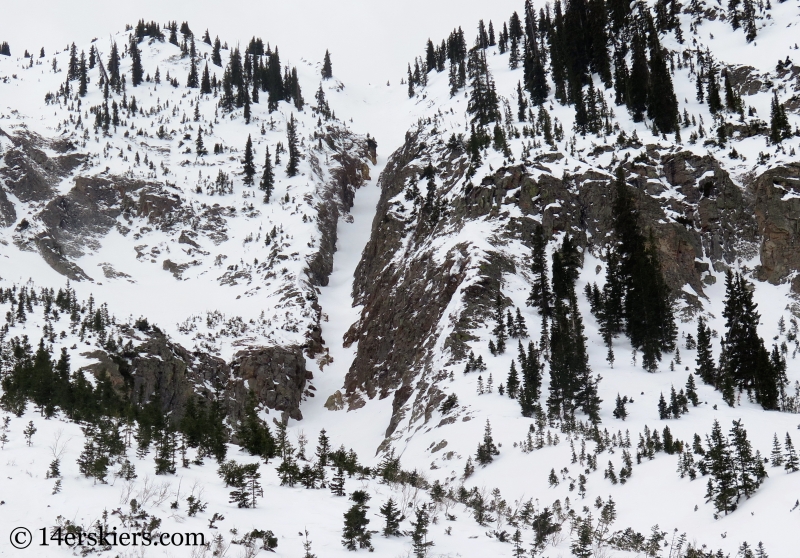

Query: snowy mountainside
0 28 375 369
1 1 800 557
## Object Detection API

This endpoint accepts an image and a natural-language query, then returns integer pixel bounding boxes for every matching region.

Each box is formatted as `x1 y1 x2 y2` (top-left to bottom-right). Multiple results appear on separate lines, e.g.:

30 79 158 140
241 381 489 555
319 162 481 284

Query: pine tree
259 145 275 202
330 466 346 495
476 419 499 465
613 394 627 420
785 433 799 473
242 135 256 186
704 420 738 515
658 393 670 420
286 115 300 177
201 63 212 94
342 490 372 550
321 50 333 79
186 35 199 88
611 168 676 372
686 374 699 406
129 35 143 87
527 224 552 316
411 504 433 558
506 360 520 399
770 93 792 144
108 41 120 91
729 420 766 499
379 498 403 536
696 316 716 385
78 51 87 97
195 128 207 156
770 433 784 467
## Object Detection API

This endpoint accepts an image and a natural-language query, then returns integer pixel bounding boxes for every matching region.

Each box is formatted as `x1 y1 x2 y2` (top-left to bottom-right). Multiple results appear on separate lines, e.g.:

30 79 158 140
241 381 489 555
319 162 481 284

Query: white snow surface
1 0 800 556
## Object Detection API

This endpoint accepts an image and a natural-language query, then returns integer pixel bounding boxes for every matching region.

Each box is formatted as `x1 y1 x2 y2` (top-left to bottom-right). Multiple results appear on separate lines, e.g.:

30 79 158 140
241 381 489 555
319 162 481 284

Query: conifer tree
212 37 222 67
330 466 346 495
686 374 699 406
321 50 333 79
342 490 372 550
379 498 403 536
476 419 499 465
785 433 799 473
703 420 738 515
729 420 767 499
411 504 433 558
506 360 520 399
769 93 792 144
719 272 781 409
770 433 784 467
78 51 87 97
187 36 199 88
527 224 552 316
243 135 256 186
258 145 275 202
286 115 300 177
195 128 207 156
611 168 676 372
108 41 120 91
201 63 211 94
613 394 627 420
129 35 143 87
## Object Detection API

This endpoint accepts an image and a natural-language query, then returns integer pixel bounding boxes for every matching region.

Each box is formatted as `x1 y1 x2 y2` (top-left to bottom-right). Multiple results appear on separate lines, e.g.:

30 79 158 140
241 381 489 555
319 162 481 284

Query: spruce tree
243 135 256 186
785 433 799 473
108 41 120 91
379 498 403 536
703 420 738 515
507 360 520 399
411 504 433 558
769 93 792 144
342 490 372 550
321 50 333 79
129 35 143 87
195 128 207 156
286 115 300 177
78 51 87 97
527 224 552 316
770 433 784 467
201 63 212 94
259 145 275 202
187 36 199 88
330 466 346 495
476 419 499 465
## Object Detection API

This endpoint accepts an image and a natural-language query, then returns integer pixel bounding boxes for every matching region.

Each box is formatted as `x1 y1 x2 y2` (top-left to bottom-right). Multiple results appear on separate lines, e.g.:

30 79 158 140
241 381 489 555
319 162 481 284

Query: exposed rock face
229 347 311 421
81 330 310 423
345 127 800 438
751 164 800 289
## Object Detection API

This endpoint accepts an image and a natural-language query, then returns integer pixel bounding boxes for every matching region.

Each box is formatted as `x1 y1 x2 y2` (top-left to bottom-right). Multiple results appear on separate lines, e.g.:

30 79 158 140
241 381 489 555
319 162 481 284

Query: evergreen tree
184 35 198 88
686 374 699 406
195 128 207 156
770 433 784 467
212 37 222 67
201 63 212 94
785 433 799 473
76 50 87 97
322 50 333 79
467 49 500 127
259 145 275 202
243 135 256 186
506 360 520 399
703 420 738 515
476 419 499 465
769 93 792 144
527 224 552 316
611 168 676 372
108 41 120 91
379 498 403 536
411 504 433 558
286 115 300 177
330 466 346 495
696 316 716 385
342 490 372 550
613 394 627 420
627 25 649 122
130 35 143 87
729 420 766 499
719 272 781 409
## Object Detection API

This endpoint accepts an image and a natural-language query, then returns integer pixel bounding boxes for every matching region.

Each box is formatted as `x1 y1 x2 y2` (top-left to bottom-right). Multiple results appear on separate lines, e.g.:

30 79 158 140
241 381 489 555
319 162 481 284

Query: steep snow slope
2 0 800 556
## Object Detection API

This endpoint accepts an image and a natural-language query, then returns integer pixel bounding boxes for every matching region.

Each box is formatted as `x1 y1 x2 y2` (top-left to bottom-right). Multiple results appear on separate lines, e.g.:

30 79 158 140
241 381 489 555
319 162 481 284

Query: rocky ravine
343 122 800 439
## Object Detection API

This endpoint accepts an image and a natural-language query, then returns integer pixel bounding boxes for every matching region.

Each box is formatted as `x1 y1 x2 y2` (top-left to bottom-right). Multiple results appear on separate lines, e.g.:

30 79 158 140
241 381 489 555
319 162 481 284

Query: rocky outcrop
229 347 311 421
751 163 800 290
344 127 797 438
81 329 311 423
